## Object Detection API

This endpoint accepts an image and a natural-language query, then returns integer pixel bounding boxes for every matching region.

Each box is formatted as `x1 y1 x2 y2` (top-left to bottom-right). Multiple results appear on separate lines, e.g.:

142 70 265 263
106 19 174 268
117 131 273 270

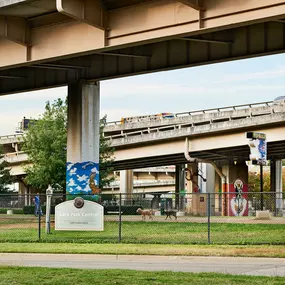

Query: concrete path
1 253 285 277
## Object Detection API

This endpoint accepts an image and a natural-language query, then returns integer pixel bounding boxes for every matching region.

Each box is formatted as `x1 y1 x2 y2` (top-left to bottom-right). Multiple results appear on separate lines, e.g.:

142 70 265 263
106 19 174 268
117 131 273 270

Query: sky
1 53 285 136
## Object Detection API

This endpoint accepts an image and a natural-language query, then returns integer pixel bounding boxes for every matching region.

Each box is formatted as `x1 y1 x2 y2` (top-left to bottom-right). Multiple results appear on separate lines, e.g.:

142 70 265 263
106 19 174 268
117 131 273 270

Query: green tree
23 99 114 192
248 171 270 192
0 146 13 193
23 99 67 192
99 115 115 189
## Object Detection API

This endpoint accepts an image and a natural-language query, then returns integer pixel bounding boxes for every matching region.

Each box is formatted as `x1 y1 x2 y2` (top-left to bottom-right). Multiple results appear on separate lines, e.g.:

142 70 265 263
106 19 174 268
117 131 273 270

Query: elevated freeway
2 0 285 95
104 101 283 135
1 100 285 171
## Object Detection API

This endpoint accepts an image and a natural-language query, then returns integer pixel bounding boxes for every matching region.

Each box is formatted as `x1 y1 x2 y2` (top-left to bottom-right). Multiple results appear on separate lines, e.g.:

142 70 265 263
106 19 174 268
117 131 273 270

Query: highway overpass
2 101 284 214
2 0 285 200
2 1 285 95
2 100 285 171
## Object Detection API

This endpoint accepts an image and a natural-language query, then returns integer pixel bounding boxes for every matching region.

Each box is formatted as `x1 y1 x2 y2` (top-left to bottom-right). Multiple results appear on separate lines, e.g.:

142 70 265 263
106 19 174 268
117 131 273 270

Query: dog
136 208 153 221
164 209 177 220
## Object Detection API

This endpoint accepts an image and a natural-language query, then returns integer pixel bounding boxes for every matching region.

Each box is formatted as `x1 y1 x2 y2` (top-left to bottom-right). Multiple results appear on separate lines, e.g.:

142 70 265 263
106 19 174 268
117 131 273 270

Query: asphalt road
1 253 285 276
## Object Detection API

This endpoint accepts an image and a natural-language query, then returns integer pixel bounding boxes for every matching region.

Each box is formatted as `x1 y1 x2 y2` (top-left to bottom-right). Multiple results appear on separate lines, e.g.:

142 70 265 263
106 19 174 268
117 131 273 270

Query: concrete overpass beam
0 15 28 46
66 81 100 196
177 0 205 11
56 0 106 30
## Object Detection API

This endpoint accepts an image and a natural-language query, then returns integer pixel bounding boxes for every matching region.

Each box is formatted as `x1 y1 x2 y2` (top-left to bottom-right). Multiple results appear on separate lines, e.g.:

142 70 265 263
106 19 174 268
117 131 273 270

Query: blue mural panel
66 161 100 199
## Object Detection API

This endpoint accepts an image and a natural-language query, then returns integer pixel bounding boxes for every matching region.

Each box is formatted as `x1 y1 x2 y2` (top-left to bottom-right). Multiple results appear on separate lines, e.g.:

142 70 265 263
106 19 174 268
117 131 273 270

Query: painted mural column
222 162 248 216
66 81 100 199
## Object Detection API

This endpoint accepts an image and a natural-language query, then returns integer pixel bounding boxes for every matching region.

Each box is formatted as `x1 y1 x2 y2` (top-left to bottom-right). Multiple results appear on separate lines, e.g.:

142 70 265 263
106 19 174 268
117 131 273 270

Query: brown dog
136 208 153 221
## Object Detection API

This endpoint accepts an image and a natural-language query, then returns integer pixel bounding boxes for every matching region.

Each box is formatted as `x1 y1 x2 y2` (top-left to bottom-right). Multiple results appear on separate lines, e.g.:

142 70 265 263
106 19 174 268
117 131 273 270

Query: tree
99 115 115 189
23 98 114 192
0 145 13 193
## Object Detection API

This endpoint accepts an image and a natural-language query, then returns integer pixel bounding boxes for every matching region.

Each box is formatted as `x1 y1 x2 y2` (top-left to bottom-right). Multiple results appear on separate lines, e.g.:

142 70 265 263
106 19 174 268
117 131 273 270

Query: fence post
45 185 53 234
118 193 122 243
207 193 211 244
260 165 264 210
38 197 41 241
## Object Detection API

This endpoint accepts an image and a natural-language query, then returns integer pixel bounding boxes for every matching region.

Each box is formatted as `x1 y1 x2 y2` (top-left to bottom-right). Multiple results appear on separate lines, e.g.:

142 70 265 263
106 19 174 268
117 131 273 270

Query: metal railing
105 101 276 126
1 101 284 145
0 192 284 245
105 111 283 142
109 179 175 188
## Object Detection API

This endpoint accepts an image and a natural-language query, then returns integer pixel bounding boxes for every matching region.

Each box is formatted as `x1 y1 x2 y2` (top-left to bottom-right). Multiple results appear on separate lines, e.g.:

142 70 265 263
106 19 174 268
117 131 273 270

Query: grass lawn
1 243 285 258
1 220 285 245
0 267 285 285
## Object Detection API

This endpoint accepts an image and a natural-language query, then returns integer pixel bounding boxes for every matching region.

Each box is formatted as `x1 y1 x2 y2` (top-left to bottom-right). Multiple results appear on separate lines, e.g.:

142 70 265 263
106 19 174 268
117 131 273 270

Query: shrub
104 205 142 215
22 205 141 215
0 208 23 214
23 205 55 215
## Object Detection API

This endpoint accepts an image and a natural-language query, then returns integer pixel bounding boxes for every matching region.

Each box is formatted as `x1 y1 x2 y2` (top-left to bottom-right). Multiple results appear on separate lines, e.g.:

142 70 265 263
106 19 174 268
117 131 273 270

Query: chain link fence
0 192 284 244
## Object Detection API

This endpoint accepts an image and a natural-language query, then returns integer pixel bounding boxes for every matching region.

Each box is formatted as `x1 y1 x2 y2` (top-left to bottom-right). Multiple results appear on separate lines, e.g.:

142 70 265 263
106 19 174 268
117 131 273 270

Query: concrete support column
175 165 184 209
270 160 276 192
185 163 207 215
198 163 215 215
271 160 283 214
66 81 100 196
214 171 222 214
222 165 230 216
18 181 27 207
120 170 133 204
185 163 198 194
28 186 32 206
222 162 248 216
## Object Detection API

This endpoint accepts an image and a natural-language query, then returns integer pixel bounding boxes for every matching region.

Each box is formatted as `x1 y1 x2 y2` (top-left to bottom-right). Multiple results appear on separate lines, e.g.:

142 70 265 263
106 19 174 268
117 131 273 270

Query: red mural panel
228 179 248 216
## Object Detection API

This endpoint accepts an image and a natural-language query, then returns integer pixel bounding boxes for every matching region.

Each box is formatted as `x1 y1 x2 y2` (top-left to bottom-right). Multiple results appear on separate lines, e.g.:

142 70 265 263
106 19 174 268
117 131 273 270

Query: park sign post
55 197 104 231
246 132 267 166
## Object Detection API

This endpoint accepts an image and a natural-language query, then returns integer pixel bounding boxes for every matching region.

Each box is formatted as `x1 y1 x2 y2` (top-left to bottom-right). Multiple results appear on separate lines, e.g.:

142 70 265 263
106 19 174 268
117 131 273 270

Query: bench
255 210 271 220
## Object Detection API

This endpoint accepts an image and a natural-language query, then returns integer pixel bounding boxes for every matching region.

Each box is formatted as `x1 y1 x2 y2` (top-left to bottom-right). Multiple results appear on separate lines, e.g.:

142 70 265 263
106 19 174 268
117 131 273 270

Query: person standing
33 193 43 216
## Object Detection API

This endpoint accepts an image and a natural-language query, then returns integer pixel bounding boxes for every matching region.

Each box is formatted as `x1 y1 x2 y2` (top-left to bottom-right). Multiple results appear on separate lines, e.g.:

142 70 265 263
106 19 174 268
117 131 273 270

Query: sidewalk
1 253 285 276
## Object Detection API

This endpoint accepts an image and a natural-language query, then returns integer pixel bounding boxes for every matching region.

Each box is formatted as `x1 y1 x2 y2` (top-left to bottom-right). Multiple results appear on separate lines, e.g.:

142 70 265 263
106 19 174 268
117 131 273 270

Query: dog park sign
55 198 104 231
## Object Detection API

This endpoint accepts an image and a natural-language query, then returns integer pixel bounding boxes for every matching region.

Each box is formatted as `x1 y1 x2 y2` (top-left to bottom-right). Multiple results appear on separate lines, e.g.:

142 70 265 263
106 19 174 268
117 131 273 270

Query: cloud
69 168 77 176
101 108 141 122
215 67 285 83
67 179 76 187
77 174 88 182
83 184 91 191
0 87 67 102
76 186 82 191
91 167 99 174
67 164 73 171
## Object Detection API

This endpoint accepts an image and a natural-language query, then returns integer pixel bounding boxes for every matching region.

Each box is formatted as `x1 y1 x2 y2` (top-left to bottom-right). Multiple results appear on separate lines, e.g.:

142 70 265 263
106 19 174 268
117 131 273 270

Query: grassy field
1 219 285 245
0 267 285 285
1 243 285 258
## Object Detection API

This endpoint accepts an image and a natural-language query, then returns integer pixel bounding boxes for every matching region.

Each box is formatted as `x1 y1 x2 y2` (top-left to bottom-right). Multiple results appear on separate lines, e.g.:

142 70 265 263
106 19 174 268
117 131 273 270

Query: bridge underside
113 140 285 170
2 0 285 94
